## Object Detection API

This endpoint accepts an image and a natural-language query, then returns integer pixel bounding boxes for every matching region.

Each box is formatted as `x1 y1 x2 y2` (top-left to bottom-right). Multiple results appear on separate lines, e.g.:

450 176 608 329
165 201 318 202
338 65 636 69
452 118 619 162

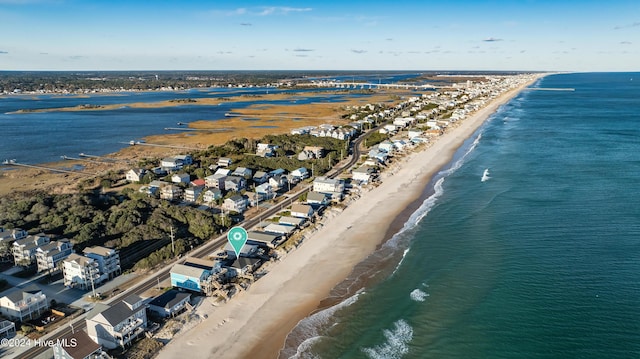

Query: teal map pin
227 226 248 258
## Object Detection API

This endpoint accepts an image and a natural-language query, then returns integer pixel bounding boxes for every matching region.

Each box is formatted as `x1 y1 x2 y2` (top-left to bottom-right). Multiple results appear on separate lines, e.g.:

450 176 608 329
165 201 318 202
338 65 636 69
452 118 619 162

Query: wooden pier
121 141 200 151
163 127 232 132
2 160 95 176
224 112 316 119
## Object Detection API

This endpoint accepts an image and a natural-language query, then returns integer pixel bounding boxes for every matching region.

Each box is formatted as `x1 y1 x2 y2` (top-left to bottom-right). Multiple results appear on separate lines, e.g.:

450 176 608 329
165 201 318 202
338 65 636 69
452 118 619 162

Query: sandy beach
156 74 544 359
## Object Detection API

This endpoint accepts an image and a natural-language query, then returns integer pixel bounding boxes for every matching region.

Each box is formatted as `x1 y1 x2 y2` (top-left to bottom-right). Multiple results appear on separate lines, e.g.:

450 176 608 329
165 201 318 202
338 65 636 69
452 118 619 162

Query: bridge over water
298 81 444 90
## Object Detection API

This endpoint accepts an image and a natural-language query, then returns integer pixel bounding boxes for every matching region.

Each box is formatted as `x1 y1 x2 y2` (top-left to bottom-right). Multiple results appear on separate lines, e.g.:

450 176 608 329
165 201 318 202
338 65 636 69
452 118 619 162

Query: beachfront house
312 177 345 200
246 231 281 248
352 165 377 184
408 130 423 139
170 258 214 293
290 204 314 219
148 289 191 318
53 330 103 359
224 242 259 259
263 223 296 236
378 141 395 153
278 216 306 228
368 148 389 164
85 295 147 349
0 284 48 322
35 239 73 272
225 257 262 278
306 191 329 209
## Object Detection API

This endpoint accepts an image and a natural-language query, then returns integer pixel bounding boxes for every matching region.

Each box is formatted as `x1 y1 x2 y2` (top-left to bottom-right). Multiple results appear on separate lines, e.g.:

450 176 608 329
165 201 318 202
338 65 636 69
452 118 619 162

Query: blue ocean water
282 72 640 359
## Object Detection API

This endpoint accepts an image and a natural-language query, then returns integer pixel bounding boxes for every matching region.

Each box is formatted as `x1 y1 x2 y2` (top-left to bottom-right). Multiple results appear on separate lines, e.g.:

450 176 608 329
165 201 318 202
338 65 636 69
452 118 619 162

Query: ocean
282 72 640 359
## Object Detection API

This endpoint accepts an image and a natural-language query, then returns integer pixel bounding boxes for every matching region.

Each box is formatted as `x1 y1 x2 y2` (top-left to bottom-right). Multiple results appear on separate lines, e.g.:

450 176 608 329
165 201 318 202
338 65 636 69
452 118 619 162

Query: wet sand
156 75 544 359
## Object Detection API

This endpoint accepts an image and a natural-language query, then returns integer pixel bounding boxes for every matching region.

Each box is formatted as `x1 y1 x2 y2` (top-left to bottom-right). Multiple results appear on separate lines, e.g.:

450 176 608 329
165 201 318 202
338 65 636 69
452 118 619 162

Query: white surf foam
481 168 490 182
409 288 429 302
362 319 414 359
287 289 364 359
386 132 484 245
390 247 411 276
288 336 323 359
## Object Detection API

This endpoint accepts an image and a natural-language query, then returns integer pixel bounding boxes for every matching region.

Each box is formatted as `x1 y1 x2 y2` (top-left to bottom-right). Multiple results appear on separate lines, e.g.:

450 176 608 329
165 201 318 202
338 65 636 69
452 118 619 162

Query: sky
0 0 638 71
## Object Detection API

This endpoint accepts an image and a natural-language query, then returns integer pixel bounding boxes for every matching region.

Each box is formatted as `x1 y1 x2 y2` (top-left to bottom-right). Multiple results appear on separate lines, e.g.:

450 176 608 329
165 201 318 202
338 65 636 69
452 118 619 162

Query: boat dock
2 159 95 176
163 127 232 132
79 153 123 162
224 112 315 119
121 141 200 151
61 155 112 165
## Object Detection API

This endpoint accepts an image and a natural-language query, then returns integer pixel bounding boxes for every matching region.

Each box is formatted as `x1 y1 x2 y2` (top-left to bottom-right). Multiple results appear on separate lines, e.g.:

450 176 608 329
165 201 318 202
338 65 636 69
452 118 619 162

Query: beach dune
156 75 543 359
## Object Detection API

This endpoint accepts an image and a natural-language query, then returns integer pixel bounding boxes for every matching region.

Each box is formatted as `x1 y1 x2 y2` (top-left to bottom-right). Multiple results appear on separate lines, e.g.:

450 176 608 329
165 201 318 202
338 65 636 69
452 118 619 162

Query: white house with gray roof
62 253 102 291
12 233 50 266
0 284 48 322
83 246 121 280
35 239 73 272
85 294 147 349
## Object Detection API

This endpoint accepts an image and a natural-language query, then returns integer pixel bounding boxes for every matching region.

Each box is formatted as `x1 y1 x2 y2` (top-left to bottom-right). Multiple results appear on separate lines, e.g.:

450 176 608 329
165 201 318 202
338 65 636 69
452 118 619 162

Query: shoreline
156 74 546 359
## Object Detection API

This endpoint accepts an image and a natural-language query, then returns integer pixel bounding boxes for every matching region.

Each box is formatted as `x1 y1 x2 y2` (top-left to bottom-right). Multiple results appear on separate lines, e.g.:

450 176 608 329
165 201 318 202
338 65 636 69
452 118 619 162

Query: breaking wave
362 319 414 359
410 288 429 302
384 131 484 251
285 289 365 359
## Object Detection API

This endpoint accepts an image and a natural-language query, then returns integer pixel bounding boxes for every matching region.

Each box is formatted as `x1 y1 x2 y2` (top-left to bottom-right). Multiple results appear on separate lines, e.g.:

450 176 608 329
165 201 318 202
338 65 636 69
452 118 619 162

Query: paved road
17 124 383 359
